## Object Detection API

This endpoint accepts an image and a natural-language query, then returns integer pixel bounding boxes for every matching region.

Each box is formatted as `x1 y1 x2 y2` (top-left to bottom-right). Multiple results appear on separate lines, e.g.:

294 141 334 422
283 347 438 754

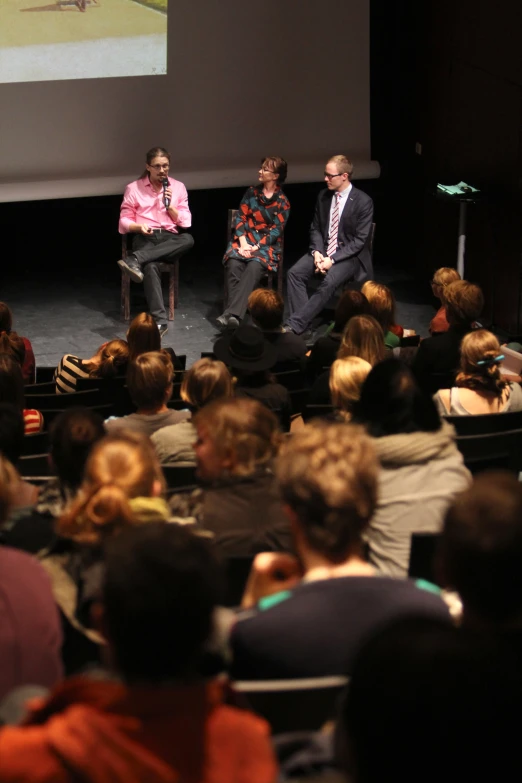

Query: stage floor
2 259 435 370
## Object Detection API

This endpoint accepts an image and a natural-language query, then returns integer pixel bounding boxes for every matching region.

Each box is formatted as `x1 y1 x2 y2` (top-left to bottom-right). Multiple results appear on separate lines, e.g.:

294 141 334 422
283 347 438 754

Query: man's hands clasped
313 250 333 274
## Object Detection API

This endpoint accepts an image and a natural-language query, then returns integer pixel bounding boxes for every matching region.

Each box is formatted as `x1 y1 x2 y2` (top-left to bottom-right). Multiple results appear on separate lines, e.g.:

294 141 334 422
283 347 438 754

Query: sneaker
158 323 168 338
118 256 143 283
227 316 240 329
216 314 229 329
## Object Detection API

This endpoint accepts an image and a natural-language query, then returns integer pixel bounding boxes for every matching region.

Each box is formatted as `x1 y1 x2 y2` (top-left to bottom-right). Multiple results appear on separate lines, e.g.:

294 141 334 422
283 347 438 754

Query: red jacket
0 678 277 783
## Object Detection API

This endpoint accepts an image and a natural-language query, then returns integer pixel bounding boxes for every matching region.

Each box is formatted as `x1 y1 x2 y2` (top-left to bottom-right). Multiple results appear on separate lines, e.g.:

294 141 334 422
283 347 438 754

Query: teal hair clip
477 354 504 366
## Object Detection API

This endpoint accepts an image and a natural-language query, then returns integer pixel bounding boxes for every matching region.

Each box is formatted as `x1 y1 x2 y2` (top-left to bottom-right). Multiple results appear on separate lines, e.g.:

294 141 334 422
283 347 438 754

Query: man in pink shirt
119 146 194 336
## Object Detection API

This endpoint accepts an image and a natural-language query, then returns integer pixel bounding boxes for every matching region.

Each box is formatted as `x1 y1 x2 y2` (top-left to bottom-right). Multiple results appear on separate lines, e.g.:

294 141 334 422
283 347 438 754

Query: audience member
339 617 522 783
354 359 471 578
429 266 461 334
55 339 129 394
214 325 291 427
0 301 36 384
308 314 385 405
412 280 484 393
0 524 277 783
0 453 63 702
231 422 449 679
361 280 404 348
329 357 372 421
152 358 233 465
308 289 369 378
248 288 307 364
0 353 43 434
39 431 170 666
440 472 522 658
105 350 190 436
170 397 291 557
434 329 522 415
126 311 182 370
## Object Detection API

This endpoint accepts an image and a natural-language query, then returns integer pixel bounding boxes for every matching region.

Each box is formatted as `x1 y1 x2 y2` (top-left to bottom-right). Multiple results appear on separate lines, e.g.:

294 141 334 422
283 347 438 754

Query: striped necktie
327 192 342 258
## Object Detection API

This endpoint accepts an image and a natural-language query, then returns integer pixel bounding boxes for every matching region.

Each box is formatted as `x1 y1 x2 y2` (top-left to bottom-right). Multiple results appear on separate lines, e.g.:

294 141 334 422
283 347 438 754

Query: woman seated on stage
55 339 129 394
434 329 522 416
361 281 404 349
152 357 233 466
217 157 290 329
127 312 182 370
0 301 36 384
169 397 292 558
308 314 386 405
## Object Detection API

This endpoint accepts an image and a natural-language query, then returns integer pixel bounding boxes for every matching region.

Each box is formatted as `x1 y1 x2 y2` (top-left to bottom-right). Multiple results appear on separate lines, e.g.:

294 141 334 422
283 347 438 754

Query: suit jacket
309 186 374 280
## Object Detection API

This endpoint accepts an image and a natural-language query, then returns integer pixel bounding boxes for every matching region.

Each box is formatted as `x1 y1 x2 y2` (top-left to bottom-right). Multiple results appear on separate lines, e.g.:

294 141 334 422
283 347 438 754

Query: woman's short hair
330 357 372 421
328 155 354 180
180 358 233 411
127 312 161 360
261 156 287 184
432 267 461 299
49 408 106 491
0 353 25 411
57 431 165 544
456 329 507 397
361 281 397 334
444 281 484 327
276 422 378 562
193 397 280 478
354 358 441 437
333 290 369 333
127 350 173 410
247 289 284 330
338 314 386 366
93 339 129 379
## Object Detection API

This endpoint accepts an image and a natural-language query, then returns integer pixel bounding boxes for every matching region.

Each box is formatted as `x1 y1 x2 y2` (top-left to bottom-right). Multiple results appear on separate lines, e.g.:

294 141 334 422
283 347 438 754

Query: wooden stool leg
121 271 131 321
169 265 175 321
174 260 179 310
277 262 284 297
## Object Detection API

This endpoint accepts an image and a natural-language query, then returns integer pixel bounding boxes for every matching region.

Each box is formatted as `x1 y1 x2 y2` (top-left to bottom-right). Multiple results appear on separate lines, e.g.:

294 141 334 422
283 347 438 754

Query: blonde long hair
57 432 165 545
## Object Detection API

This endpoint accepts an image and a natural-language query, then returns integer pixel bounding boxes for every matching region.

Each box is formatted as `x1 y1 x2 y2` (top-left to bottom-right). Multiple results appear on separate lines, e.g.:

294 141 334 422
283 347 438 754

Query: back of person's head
444 280 484 327
193 397 280 478
127 350 173 409
0 403 25 466
0 353 25 412
57 431 165 544
338 314 385 366
181 358 233 411
0 303 13 334
354 358 441 437
456 329 507 397
440 471 522 626
431 267 461 301
0 331 25 368
127 312 161 360
333 289 369 334
247 289 284 331
330 357 372 422
340 617 522 783
93 339 129 379
0 454 20 526
101 522 222 683
276 422 378 563
361 281 396 333
50 407 105 491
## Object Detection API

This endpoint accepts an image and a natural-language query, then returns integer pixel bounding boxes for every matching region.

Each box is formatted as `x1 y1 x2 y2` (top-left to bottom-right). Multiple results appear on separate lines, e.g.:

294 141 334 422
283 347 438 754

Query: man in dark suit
284 155 374 336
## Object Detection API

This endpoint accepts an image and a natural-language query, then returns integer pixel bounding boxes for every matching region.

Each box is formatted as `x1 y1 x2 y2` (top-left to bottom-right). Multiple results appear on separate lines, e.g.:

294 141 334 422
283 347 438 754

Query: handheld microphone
162 177 171 208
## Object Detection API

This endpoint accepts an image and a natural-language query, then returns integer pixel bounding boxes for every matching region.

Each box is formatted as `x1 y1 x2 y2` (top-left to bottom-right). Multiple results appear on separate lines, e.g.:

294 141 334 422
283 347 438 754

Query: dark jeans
224 257 266 320
132 231 194 323
285 252 358 334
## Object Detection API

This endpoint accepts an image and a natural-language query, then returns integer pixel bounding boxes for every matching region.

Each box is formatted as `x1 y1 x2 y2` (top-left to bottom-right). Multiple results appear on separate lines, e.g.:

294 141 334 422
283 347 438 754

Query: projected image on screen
0 0 167 83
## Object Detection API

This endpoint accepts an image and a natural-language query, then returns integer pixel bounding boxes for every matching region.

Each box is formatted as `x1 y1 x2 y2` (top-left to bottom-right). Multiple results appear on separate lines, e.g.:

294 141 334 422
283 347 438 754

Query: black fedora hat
214 324 277 372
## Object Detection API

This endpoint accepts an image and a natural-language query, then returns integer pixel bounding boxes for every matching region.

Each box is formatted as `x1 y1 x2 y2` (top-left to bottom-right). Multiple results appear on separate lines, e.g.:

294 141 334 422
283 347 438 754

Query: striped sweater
54 354 91 394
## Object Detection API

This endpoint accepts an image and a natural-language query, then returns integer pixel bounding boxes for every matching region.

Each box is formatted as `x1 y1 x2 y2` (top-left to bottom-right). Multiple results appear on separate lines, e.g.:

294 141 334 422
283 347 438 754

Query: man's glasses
324 171 342 179
150 164 170 170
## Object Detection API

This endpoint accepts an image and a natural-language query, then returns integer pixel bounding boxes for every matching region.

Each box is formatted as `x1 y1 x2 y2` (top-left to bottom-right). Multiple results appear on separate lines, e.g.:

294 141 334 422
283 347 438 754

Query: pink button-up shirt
119 176 192 235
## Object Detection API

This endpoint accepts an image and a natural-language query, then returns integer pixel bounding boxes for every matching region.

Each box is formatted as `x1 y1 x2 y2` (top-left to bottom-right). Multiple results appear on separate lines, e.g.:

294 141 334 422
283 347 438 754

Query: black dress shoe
158 323 168 338
118 256 143 283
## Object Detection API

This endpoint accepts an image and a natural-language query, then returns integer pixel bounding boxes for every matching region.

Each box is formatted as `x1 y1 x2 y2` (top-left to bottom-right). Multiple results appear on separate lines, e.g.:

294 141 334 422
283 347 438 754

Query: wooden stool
120 235 178 322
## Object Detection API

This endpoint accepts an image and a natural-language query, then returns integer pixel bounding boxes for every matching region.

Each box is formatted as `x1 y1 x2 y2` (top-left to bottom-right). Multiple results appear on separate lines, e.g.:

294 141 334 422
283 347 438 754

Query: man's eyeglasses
324 171 342 179
150 164 170 170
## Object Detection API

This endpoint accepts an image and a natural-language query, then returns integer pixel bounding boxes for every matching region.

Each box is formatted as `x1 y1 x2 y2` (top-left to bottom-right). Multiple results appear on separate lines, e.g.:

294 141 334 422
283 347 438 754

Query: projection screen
0 0 376 202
